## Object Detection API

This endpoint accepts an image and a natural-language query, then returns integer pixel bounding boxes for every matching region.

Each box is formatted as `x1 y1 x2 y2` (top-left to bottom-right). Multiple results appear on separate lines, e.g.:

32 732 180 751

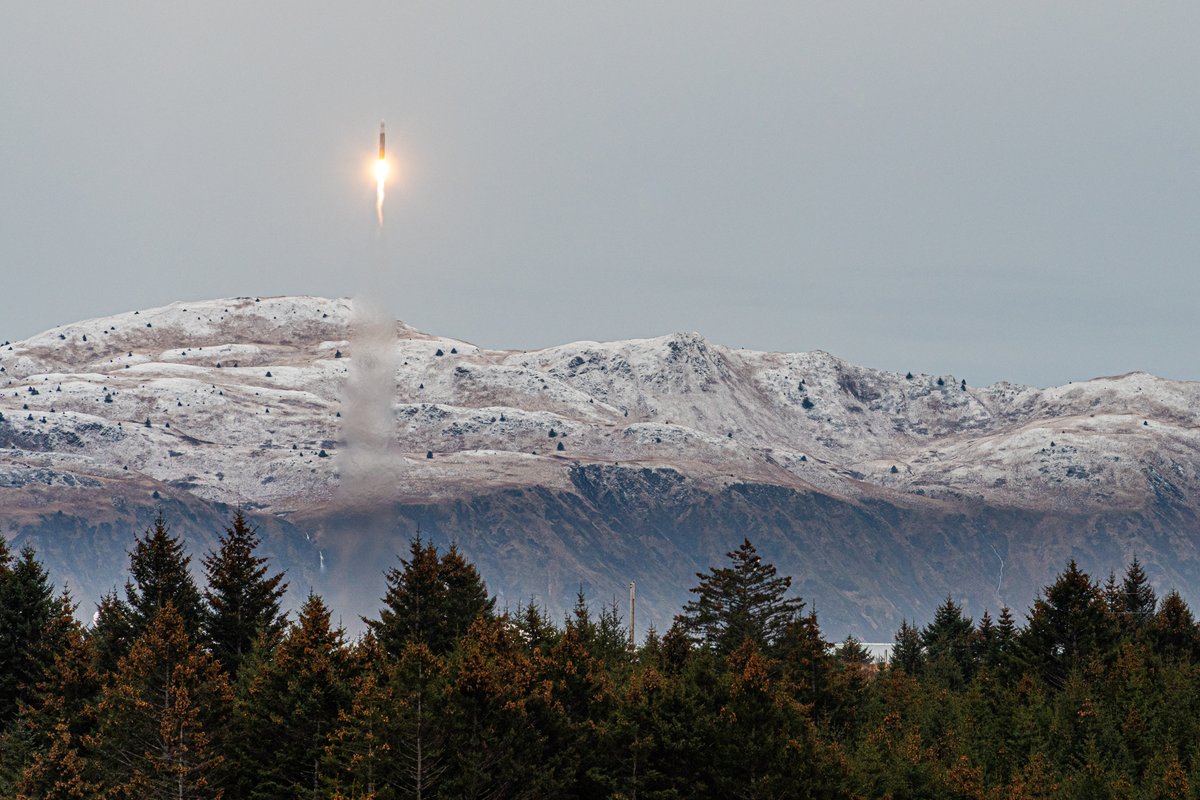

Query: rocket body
379 122 385 160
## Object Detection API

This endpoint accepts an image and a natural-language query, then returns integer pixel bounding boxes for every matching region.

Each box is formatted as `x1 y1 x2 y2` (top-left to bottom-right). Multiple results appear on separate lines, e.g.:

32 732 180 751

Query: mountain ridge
2 296 1197 638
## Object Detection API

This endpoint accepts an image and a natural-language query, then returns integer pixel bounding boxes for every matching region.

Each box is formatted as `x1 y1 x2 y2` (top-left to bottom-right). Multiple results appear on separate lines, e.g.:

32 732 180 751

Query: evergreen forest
3 512 1200 799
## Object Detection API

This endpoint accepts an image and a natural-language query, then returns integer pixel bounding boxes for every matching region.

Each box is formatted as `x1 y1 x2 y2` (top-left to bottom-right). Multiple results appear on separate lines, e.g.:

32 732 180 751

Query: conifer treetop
124 513 206 640
677 538 804 655
202 509 288 676
367 535 494 658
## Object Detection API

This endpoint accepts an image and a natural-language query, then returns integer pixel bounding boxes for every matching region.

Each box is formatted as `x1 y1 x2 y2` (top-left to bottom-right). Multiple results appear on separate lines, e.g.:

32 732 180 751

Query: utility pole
628 580 636 650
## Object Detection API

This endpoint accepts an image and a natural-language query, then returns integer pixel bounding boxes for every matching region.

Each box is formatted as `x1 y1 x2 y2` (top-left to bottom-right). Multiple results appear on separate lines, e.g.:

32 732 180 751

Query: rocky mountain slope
2 296 1197 638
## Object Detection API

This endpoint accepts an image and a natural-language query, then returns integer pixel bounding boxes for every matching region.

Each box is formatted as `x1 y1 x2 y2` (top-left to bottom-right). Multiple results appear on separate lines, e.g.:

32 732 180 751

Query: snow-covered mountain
2 296 1198 638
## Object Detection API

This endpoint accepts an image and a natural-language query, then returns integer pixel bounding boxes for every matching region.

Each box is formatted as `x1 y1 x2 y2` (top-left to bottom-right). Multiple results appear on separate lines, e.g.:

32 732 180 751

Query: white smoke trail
314 128 403 630
340 143 399 503
327 292 400 630
338 295 400 504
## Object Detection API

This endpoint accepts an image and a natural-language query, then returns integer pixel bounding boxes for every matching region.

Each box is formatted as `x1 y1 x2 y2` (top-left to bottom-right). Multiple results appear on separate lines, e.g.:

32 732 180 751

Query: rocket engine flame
375 121 387 226
375 158 387 226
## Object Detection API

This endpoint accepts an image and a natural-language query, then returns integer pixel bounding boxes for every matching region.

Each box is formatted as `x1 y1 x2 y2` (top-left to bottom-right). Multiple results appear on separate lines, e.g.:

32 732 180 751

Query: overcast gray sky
2 3 1197 387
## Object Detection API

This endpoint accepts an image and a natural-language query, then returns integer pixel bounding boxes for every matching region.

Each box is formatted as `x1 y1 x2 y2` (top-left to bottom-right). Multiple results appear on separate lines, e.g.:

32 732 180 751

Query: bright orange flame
375 158 387 226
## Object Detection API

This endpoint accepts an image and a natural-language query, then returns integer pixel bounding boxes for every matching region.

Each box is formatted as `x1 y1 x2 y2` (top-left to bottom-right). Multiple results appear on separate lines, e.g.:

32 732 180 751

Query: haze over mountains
1 296 1197 638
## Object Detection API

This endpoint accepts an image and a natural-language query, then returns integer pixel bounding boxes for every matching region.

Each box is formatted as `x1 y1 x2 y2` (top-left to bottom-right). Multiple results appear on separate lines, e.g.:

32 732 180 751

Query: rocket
374 121 387 224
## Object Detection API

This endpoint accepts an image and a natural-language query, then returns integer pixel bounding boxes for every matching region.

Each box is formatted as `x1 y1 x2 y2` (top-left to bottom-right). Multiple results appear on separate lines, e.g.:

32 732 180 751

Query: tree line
2 516 1200 798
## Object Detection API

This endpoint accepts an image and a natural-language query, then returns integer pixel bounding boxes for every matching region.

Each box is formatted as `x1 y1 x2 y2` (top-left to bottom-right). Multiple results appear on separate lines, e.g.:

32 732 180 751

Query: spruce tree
14 720 95 800
636 625 662 667
660 619 692 673
712 642 848 797
88 590 135 677
387 643 449 799
568 589 596 642
439 543 495 643
369 537 445 658
973 610 998 666
0 591 98 800
367 536 494 658
124 513 206 640
595 599 631 669
1149 590 1200 662
677 538 804 655
0 545 56 725
837 635 875 670
600 661 676 799
515 601 559 654
443 616 554 799
921 596 975 686
325 634 452 800
1119 557 1157 631
202 510 288 676
1020 561 1116 688
1102 570 1122 614
996 606 1018 651
232 593 352 800
323 637 397 800
776 610 835 710
829 634 875 730
536 614 615 797
891 619 925 676
650 639 723 796
89 603 232 800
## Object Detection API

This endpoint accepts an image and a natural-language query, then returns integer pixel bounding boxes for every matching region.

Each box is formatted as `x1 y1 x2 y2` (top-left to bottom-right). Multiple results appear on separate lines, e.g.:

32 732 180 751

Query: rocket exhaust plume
340 297 399 500
318 120 402 630
342 120 399 499
329 294 400 628
375 122 387 226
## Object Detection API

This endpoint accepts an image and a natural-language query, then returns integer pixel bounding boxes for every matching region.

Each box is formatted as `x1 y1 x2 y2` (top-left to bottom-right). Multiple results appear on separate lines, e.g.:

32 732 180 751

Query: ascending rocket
375 122 387 225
